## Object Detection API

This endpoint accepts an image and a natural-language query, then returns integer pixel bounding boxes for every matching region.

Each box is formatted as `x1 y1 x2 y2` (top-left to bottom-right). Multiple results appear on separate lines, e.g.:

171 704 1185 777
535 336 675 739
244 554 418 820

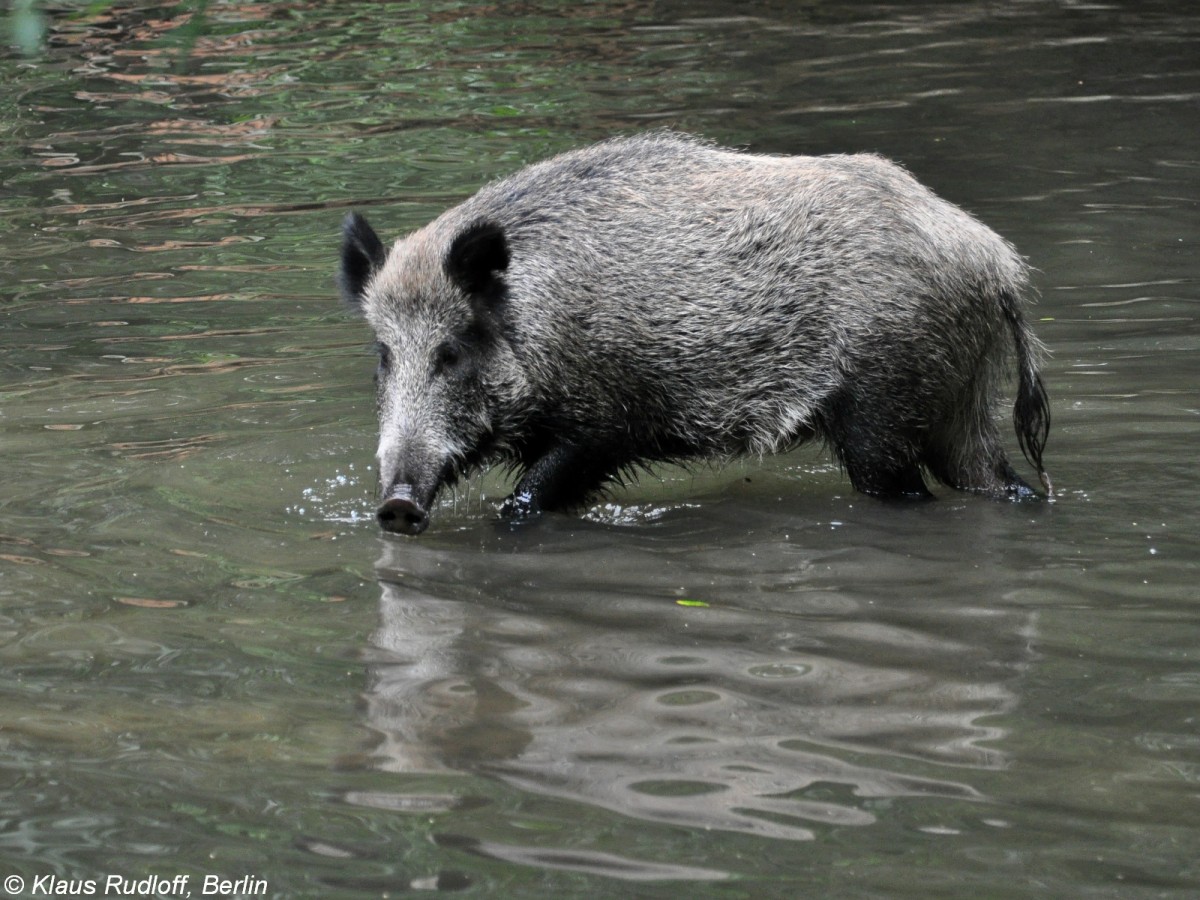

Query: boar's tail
1004 290 1053 496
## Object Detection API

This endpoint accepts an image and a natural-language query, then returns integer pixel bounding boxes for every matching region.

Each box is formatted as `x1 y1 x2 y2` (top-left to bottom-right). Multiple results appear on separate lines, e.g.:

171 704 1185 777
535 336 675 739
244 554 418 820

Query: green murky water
2 2 1198 896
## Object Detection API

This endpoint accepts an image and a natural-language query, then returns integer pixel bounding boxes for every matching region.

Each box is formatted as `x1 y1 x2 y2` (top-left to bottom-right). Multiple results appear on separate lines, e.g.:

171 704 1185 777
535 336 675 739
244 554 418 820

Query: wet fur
342 132 1050 529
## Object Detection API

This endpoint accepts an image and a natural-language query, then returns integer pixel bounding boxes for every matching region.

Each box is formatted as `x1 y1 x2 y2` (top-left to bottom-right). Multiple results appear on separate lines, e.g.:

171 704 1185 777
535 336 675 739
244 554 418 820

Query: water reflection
364 506 1034 843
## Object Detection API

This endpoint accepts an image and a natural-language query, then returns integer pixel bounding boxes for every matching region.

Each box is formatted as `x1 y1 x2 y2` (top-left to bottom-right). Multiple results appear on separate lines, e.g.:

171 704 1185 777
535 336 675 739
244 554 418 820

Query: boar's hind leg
500 442 623 518
921 408 1040 501
925 447 1038 501
835 434 933 500
997 462 1039 501
842 452 933 501
821 393 933 500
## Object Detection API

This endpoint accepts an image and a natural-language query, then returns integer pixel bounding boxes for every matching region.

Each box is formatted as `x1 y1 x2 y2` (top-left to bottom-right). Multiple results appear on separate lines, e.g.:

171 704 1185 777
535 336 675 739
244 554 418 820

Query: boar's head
339 212 523 534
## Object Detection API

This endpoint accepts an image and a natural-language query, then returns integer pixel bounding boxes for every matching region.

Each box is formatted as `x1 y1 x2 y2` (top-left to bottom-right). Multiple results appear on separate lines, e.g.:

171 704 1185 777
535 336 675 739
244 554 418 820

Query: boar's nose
377 485 429 535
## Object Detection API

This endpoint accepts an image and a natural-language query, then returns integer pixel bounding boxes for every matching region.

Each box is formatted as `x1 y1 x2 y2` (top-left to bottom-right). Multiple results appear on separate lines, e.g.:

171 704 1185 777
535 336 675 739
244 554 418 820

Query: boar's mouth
377 483 431 535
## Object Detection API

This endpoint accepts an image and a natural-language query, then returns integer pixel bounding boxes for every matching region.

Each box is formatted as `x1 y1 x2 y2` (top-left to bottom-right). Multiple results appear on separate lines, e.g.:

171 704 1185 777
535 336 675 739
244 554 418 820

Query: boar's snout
377 484 430 535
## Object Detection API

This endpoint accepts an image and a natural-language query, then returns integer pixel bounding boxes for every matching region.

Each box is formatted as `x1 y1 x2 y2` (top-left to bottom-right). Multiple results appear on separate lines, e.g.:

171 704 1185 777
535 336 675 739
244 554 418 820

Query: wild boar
339 132 1050 535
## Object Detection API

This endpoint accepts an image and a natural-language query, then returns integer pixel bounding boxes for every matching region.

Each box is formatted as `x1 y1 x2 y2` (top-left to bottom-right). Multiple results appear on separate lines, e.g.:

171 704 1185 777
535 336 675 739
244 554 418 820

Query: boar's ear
339 212 387 309
445 220 509 299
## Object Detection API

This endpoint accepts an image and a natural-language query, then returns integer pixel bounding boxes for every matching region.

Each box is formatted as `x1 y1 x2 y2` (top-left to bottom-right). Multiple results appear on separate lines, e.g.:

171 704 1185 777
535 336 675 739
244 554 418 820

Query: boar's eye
434 342 461 374
374 342 391 381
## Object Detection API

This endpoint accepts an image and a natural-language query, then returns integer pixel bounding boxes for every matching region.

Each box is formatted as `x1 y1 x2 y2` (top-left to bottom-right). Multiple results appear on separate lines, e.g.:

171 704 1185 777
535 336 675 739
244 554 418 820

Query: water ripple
368 525 1028 838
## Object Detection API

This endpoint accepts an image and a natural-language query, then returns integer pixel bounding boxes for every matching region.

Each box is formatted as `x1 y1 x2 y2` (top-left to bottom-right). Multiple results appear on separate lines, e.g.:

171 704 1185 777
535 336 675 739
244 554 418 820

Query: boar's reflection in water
339 132 1051 535
361 523 1034 840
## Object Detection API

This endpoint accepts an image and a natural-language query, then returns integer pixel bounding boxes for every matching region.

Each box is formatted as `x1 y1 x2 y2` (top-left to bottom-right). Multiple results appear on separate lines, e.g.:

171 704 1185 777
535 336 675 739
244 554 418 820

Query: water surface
2 1 1198 896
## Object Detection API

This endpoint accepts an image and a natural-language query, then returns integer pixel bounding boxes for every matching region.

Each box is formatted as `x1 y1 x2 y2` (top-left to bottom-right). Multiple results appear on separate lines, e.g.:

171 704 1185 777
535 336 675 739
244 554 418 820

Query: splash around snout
377 484 430 535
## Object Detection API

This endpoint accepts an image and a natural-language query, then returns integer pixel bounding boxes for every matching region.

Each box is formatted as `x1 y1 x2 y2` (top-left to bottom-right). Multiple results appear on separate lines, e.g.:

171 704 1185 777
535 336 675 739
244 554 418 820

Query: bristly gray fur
341 132 1051 533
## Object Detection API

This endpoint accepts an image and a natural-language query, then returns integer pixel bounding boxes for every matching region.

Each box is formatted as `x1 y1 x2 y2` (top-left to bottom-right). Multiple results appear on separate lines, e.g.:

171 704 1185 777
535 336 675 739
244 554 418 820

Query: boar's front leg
500 442 623 518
